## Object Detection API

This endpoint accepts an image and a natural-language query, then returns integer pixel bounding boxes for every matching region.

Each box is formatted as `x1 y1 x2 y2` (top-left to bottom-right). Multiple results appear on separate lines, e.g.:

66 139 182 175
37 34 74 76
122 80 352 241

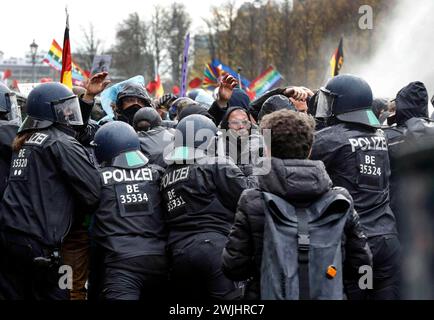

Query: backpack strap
296 207 310 300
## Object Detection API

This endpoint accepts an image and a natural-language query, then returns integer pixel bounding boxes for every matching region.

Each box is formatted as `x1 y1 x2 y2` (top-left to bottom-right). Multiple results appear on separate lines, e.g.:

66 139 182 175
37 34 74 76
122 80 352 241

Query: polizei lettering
102 168 153 185
161 167 189 189
348 136 387 153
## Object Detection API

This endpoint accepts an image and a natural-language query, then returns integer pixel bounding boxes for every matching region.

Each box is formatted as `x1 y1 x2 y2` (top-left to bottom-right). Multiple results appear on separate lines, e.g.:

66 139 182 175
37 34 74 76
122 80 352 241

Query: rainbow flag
249 66 283 98
202 63 224 90
211 59 251 89
43 39 87 83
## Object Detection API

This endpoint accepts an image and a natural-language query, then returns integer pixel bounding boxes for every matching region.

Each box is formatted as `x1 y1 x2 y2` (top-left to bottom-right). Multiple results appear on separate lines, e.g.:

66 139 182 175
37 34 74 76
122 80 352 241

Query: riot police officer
89 121 167 300
310 74 400 300
0 82 101 300
0 83 20 195
161 114 248 300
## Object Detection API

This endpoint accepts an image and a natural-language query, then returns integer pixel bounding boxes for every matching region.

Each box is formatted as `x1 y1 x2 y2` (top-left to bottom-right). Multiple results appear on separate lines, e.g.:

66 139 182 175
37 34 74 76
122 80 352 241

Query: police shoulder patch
25 132 49 146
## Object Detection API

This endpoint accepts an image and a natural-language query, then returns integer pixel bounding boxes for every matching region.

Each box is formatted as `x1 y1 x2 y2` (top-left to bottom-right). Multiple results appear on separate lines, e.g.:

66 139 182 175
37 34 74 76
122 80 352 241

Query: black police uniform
161 156 248 300
311 122 400 299
0 120 18 195
91 162 168 300
138 127 174 168
0 126 101 300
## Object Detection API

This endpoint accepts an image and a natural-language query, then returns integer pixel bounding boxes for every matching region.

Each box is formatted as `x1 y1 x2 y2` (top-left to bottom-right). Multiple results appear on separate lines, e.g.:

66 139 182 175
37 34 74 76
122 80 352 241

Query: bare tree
74 23 102 71
163 2 192 84
150 5 168 76
110 12 154 80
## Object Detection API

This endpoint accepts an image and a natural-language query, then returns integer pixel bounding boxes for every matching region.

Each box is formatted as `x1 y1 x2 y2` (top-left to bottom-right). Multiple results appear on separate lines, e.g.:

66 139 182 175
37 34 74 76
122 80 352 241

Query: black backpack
260 188 351 300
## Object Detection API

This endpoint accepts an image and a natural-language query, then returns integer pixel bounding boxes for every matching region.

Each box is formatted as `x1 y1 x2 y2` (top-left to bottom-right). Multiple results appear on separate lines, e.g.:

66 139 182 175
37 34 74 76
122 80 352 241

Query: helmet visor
6 93 22 124
52 96 83 126
315 87 336 118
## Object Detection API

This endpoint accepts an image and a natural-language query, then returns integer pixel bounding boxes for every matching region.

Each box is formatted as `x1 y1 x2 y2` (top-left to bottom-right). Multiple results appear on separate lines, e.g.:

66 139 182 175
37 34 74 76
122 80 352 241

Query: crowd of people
0 68 432 300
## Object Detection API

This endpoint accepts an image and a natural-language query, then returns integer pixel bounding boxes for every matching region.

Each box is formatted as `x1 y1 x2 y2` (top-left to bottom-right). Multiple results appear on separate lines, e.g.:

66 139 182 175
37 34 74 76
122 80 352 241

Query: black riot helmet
315 74 380 127
132 107 162 132
92 121 148 168
116 83 152 110
0 83 21 123
167 114 217 161
18 82 82 133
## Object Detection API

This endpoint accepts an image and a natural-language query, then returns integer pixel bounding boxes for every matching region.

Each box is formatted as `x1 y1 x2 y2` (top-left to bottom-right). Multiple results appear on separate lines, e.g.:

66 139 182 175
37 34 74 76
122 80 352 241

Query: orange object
326 265 337 279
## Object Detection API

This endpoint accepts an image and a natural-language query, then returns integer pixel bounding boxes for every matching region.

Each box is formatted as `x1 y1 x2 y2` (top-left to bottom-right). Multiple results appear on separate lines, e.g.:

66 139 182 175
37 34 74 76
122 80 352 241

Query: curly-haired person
222 109 372 300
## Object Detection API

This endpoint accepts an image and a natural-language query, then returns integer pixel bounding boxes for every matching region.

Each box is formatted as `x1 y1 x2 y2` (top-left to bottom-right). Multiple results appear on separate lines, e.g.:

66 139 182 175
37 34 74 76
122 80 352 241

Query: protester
257 94 296 123
219 106 264 180
249 85 313 121
223 109 372 300
115 83 153 126
385 81 432 232
208 75 252 126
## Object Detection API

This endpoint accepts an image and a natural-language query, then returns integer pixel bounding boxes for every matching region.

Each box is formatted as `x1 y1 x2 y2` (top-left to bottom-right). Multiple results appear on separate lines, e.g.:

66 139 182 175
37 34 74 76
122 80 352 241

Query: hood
228 88 251 109
258 158 332 203
116 83 152 109
395 81 428 126
220 107 252 130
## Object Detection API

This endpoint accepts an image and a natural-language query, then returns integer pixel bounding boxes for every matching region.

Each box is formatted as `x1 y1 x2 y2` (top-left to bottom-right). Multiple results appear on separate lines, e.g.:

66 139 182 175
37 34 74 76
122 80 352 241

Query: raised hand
83 72 111 101
217 74 238 106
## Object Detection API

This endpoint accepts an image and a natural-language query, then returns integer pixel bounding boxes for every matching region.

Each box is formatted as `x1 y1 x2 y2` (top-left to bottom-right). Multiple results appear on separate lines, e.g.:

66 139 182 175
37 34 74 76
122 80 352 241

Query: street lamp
30 39 38 83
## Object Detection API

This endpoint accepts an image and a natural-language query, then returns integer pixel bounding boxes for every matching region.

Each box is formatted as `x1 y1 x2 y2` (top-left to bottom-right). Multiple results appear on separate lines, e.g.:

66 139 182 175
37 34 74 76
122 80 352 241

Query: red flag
2 69 12 80
172 86 180 95
60 11 73 88
146 75 164 98
188 77 202 89
154 75 164 98
146 81 157 94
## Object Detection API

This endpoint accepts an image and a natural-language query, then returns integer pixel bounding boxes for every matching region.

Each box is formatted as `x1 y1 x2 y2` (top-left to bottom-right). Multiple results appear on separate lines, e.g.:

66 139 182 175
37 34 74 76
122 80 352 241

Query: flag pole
237 66 243 90
65 6 69 28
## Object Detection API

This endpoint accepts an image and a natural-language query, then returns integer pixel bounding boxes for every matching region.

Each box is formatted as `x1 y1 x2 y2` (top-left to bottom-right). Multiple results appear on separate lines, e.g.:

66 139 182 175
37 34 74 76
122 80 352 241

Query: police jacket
222 158 371 299
138 126 174 169
161 155 248 246
311 122 397 237
0 125 101 248
0 120 18 195
91 158 167 263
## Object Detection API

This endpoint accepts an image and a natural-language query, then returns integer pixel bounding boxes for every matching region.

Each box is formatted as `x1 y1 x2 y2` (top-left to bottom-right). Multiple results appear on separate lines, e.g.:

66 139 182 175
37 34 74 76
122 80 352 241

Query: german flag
60 10 72 89
330 37 344 77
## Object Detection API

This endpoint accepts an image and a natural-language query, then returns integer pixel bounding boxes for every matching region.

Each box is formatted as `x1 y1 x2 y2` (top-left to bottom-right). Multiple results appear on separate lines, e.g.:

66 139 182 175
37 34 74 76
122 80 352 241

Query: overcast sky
0 0 236 58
